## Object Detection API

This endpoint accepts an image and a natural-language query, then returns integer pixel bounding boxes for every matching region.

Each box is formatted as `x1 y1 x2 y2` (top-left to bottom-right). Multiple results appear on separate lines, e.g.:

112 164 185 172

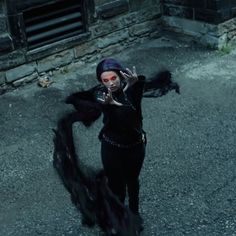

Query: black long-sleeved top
95 76 146 145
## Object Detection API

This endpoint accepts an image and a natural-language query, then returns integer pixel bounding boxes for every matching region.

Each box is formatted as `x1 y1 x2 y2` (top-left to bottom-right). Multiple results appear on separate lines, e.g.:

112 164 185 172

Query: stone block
164 0 217 8
74 40 98 58
163 0 190 7
192 0 207 8
95 0 107 4
206 23 219 35
96 0 129 19
0 34 12 54
0 15 7 34
128 0 161 12
6 62 36 83
121 5 161 25
12 72 38 87
200 34 219 48
220 8 232 21
228 30 236 40
129 19 159 37
37 49 74 73
0 4 3 14
91 4 161 39
164 4 193 19
218 33 228 48
218 18 236 36
0 50 26 71
0 72 5 85
163 16 208 35
118 11 140 26
23 72 38 83
231 7 236 17
0 84 7 95
195 8 230 24
101 43 126 58
91 19 124 38
26 32 90 62
200 33 227 49
128 0 144 11
138 5 162 22
97 29 129 49
206 0 224 10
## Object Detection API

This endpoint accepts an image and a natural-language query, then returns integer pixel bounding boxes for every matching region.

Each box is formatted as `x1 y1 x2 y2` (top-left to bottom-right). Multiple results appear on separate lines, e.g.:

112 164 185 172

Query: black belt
102 133 145 148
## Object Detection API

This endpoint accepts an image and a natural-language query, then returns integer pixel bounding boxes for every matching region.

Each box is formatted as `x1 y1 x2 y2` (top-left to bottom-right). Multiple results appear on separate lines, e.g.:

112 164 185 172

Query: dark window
22 0 87 50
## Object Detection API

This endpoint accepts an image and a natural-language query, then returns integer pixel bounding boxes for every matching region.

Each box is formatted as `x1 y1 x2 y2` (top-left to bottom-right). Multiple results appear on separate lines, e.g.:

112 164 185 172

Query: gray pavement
0 33 236 236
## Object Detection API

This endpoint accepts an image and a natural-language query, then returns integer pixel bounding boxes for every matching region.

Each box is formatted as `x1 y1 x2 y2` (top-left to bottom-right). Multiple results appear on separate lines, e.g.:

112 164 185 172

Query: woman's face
100 71 121 92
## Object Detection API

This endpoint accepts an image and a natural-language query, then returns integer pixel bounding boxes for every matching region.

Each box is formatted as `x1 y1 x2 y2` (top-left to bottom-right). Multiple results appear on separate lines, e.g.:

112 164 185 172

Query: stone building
163 0 236 49
0 0 236 93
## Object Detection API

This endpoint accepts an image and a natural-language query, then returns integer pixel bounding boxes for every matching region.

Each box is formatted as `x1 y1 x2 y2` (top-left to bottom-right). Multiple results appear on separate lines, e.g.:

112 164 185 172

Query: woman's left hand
120 66 138 92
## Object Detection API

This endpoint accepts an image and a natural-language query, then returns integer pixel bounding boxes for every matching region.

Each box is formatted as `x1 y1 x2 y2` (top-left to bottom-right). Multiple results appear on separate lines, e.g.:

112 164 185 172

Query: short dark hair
96 58 126 81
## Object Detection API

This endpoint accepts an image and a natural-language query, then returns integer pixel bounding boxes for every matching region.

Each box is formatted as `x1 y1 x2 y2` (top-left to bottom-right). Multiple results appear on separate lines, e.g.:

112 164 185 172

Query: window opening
23 0 86 50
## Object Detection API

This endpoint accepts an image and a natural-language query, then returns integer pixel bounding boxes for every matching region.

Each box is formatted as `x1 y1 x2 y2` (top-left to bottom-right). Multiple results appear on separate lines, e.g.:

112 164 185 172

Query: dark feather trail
144 70 180 97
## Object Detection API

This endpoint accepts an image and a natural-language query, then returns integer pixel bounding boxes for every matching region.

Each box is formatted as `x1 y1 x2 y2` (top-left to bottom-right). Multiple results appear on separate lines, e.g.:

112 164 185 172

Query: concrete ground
0 33 236 236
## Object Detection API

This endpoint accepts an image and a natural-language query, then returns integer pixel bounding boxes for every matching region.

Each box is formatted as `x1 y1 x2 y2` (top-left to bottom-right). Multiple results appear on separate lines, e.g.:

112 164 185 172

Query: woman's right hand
97 88 123 106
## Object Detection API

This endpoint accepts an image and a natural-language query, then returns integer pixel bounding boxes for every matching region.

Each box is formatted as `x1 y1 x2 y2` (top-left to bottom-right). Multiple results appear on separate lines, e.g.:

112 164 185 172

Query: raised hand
120 66 138 92
97 88 123 106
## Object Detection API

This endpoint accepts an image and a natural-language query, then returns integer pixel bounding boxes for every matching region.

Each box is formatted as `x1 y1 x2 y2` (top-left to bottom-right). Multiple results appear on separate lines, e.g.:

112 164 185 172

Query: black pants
101 140 145 214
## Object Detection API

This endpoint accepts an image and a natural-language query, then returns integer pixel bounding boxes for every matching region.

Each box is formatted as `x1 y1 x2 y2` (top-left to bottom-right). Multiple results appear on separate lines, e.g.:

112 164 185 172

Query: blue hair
96 58 126 81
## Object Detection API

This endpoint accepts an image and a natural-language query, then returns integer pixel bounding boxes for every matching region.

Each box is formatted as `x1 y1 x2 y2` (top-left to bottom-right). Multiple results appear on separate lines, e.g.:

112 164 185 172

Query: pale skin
98 66 138 106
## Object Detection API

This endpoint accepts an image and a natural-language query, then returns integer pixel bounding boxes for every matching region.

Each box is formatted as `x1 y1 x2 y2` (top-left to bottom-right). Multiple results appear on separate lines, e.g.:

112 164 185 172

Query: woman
54 58 177 234
95 58 146 229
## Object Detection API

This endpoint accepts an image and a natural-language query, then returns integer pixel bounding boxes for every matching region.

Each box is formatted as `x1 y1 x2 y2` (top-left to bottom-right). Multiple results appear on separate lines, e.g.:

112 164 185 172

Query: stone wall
0 1 12 54
163 0 236 49
163 0 236 24
1 0 236 94
163 16 236 49
0 0 162 94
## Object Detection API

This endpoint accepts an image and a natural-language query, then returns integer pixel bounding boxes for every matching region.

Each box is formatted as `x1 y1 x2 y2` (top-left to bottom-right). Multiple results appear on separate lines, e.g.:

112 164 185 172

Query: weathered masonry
163 0 236 49
0 0 236 93
0 0 162 92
